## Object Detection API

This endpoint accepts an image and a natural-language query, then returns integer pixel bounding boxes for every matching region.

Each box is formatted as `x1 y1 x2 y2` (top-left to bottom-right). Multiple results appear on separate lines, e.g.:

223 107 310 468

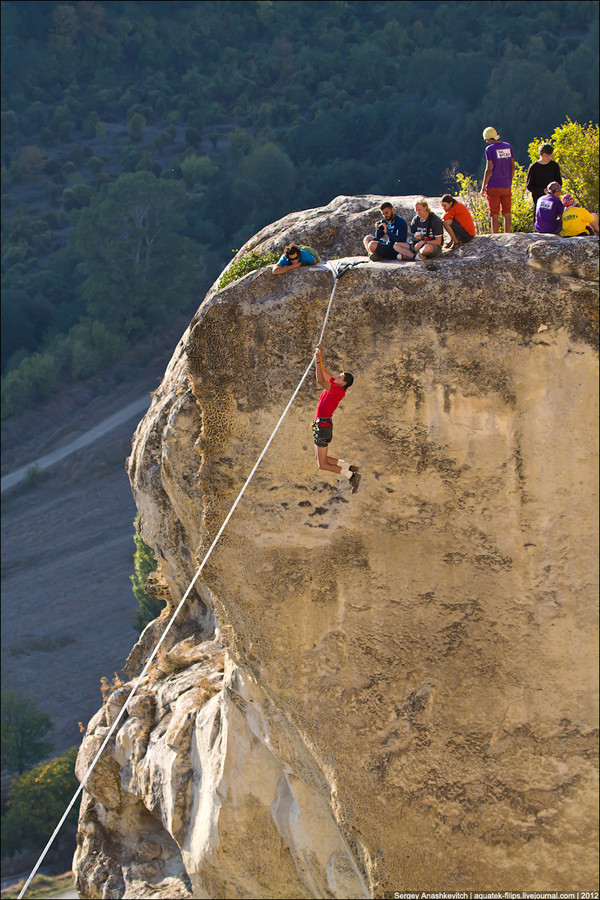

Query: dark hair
284 243 301 259
341 372 354 389
539 143 553 156
380 202 393 212
441 194 455 205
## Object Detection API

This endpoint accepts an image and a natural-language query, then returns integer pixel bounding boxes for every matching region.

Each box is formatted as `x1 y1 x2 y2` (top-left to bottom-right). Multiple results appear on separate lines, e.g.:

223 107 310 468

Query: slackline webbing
18 267 346 899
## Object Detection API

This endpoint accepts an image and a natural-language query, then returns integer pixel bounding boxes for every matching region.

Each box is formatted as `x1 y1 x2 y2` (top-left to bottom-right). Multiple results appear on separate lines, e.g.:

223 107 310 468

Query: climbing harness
18 262 354 900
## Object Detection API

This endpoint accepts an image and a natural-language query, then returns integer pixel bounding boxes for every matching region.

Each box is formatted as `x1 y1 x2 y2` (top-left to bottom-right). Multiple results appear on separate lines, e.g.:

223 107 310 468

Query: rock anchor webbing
18 267 344 900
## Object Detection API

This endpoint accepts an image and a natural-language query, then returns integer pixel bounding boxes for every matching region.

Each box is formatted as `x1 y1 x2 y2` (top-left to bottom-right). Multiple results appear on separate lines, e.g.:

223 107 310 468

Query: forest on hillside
1 0 598 417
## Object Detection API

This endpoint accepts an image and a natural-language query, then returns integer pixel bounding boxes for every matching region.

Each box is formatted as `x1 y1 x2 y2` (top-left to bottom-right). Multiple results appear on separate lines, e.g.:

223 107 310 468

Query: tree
1 690 54 775
127 112 147 143
1 747 79 860
68 319 126 379
179 154 217 190
1 289 56 373
1 352 60 419
18 146 47 179
529 119 599 212
131 514 162 633
61 182 94 210
68 171 205 335
231 142 297 230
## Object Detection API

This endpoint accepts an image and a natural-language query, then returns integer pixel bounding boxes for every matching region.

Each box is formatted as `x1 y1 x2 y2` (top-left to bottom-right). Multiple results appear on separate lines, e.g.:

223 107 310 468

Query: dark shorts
447 219 474 243
312 419 333 447
374 241 399 259
418 242 442 258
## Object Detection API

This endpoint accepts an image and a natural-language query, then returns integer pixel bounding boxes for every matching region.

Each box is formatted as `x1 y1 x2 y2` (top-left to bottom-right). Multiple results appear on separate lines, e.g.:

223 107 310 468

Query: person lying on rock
312 344 361 494
363 201 414 262
273 243 318 274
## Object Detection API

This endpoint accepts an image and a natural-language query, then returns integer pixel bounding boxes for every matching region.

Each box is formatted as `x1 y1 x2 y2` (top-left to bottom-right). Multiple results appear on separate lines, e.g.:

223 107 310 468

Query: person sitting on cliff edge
273 243 319 274
409 198 444 260
560 194 599 237
534 182 564 235
363 201 414 262
440 194 476 248
313 344 361 494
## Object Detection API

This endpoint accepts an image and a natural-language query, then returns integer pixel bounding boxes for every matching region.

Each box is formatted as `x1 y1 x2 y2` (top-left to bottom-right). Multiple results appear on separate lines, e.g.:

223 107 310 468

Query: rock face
74 196 599 898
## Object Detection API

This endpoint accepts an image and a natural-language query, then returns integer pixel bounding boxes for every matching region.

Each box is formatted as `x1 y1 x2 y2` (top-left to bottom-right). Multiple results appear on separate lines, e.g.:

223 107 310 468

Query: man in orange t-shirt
440 195 476 248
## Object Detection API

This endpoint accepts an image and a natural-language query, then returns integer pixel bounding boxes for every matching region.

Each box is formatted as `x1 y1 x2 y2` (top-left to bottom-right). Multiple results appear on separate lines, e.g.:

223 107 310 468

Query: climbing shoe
369 252 383 262
349 473 361 494
349 465 360 473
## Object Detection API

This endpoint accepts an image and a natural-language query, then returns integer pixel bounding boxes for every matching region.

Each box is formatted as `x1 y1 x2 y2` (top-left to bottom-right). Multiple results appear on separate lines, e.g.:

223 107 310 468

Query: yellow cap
483 126 499 140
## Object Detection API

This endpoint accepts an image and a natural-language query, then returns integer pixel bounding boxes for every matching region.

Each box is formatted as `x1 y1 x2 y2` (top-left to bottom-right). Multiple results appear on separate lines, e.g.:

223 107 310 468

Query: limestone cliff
74 196 599 898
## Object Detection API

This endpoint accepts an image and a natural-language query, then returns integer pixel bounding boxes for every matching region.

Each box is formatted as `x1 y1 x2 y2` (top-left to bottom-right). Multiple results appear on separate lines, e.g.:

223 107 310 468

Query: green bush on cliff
217 248 280 290
131 515 162 633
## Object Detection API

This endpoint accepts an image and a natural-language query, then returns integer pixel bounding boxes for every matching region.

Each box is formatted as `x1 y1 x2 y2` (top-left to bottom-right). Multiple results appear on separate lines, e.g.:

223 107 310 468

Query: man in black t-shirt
526 143 562 209
409 199 444 260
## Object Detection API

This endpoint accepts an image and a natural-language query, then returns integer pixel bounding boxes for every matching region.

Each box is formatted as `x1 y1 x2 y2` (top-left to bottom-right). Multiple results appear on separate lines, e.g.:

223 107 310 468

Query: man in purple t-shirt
313 343 360 493
481 126 515 234
534 182 564 235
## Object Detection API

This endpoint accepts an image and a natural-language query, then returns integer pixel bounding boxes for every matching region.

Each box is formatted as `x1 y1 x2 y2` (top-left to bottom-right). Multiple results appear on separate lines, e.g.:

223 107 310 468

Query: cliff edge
74 196 599 898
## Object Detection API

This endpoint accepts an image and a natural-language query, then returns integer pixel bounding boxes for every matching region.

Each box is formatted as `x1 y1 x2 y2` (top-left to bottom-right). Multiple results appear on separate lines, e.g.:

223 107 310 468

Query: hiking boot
369 252 383 262
349 472 361 493
349 465 359 473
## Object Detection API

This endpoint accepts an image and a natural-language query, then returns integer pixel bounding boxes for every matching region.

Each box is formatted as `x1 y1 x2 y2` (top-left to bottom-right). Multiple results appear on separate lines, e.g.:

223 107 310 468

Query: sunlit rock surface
74 196 599 898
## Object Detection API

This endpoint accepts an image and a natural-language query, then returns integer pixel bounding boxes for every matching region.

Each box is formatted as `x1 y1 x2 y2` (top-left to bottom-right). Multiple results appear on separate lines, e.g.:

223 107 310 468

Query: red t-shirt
442 200 476 236
316 378 346 418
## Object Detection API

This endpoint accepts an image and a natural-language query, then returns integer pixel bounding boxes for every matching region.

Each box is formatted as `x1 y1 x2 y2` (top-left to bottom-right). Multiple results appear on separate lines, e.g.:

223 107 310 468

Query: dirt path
1 396 151 493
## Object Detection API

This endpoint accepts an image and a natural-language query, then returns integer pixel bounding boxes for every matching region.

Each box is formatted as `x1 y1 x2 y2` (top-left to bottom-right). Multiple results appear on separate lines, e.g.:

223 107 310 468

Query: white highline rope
318 276 337 343
18 273 340 900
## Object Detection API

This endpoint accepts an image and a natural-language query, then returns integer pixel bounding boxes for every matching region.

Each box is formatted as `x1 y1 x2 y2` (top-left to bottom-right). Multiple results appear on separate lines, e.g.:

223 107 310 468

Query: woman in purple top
534 182 564 235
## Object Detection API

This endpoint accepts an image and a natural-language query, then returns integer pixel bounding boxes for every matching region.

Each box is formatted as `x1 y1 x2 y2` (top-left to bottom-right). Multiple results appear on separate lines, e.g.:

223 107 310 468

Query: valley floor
1 364 169 754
